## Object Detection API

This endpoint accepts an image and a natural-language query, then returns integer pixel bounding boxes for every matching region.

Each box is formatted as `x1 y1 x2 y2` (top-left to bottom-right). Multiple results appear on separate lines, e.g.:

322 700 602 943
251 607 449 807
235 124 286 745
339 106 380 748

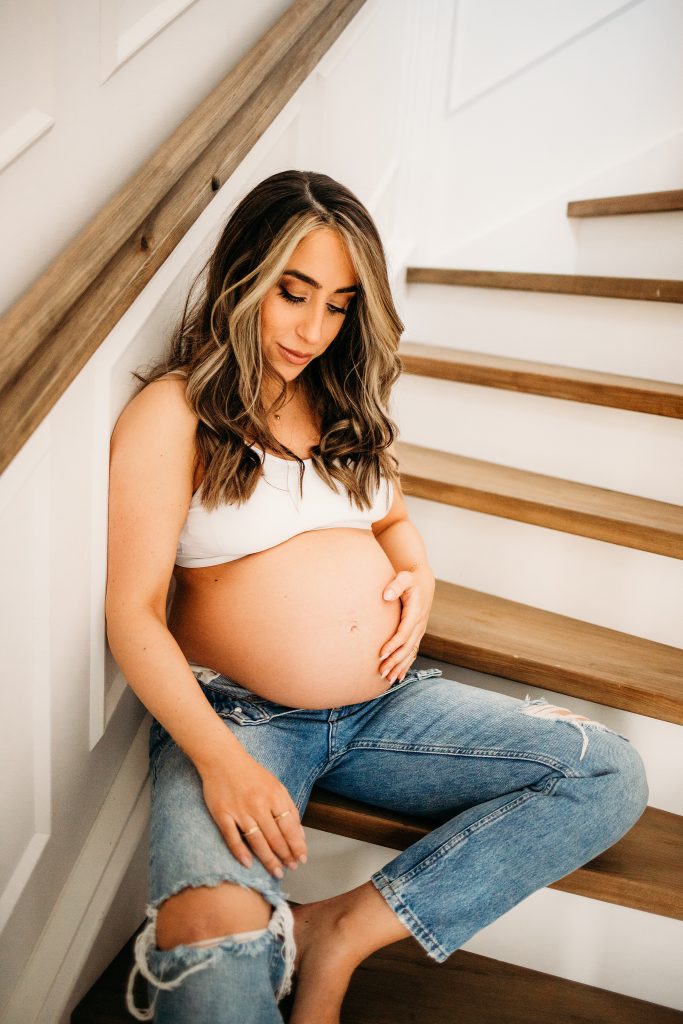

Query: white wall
0 0 290 317
1 0 681 1020
411 0 683 270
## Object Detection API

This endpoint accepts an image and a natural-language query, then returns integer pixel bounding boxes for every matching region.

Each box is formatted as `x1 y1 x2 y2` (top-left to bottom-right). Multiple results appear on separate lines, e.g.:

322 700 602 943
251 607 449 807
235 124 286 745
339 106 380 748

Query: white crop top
175 444 394 568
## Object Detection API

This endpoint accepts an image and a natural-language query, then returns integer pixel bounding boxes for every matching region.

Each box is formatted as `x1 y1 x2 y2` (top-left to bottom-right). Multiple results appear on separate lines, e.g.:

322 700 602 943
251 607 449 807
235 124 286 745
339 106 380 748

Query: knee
594 734 649 840
156 881 273 950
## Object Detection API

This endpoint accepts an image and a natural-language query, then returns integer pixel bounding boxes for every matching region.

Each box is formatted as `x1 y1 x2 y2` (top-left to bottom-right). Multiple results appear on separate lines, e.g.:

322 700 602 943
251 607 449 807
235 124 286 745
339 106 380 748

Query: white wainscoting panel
99 0 201 81
0 429 51 935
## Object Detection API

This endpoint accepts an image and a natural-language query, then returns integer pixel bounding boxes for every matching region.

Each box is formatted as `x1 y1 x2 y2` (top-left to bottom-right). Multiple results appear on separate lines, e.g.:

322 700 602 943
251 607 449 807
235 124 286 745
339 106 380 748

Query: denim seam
377 788 544 890
334 740 579 777
370 871 449 962
150 733 174 785
294 757 331 811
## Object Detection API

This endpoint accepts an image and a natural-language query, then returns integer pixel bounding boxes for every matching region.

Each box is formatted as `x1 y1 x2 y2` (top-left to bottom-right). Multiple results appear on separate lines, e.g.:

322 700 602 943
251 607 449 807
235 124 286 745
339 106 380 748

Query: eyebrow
282 269 358 294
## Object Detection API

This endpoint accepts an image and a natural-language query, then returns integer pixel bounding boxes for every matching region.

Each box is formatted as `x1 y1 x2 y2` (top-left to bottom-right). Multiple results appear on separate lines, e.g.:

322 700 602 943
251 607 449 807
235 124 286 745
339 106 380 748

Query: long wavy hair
132 169 404 511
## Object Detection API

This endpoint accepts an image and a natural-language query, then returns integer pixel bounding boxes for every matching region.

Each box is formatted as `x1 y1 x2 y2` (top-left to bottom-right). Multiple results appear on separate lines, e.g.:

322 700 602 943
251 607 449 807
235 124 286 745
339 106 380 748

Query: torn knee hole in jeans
520 694 617 762
125 885 296 1021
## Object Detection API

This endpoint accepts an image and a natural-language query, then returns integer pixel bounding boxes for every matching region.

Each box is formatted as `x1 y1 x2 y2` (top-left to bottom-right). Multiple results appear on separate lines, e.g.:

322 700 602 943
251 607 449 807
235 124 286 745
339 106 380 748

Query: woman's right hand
199 748 308 878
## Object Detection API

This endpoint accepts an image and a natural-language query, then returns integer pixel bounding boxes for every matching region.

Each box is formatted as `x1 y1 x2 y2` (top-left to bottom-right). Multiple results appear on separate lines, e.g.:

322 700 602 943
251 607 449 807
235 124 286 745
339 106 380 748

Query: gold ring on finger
272 810 291 821
241 825 262 837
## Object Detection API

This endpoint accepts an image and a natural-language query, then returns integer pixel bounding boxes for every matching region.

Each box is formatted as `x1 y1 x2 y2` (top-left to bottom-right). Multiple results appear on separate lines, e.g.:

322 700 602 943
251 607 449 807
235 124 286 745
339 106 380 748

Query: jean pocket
215 696 306 726
196 676 303 725
377 665 444 699
413 667 444 682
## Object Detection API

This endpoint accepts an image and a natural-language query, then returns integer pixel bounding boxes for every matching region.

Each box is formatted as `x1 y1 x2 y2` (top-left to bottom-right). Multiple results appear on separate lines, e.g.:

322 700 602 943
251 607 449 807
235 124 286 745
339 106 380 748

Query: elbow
105 595 166 646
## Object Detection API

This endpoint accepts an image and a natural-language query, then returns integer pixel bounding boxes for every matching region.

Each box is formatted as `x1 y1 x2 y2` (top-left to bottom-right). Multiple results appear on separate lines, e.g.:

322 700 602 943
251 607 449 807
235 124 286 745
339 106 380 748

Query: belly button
350 621 359 633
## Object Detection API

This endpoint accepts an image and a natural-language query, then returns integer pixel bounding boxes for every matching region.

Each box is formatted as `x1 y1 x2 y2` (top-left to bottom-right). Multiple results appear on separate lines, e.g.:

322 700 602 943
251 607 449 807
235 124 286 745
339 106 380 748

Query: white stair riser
407 495 682 652
575 210 683 280
392 375 683 505
400 283 683 383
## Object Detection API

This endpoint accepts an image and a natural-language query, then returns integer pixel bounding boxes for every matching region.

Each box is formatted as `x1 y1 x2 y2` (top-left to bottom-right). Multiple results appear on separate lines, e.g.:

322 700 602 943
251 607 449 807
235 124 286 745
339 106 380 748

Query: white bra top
175 444 394 568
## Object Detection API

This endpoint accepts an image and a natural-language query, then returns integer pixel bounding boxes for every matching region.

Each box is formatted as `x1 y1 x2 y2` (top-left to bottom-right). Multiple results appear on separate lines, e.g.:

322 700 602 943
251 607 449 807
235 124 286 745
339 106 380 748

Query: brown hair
132 169 403 511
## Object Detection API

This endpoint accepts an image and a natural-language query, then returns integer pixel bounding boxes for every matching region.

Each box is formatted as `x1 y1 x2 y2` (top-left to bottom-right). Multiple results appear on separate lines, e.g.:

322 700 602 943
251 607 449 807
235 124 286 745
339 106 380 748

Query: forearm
375 517 436 587
106 607 245 776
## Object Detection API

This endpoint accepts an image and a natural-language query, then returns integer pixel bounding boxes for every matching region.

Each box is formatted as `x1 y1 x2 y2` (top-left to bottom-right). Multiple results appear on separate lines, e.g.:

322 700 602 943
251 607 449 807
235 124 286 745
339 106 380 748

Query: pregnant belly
168 528 403 709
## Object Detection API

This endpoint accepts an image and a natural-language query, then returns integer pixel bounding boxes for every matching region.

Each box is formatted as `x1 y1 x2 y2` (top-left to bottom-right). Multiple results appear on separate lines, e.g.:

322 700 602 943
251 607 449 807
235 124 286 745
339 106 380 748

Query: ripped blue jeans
127 663 648 1022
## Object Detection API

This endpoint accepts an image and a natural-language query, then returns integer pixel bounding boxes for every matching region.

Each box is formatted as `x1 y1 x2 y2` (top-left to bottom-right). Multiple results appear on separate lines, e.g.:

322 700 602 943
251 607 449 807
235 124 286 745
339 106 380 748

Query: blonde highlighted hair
133 169 404 510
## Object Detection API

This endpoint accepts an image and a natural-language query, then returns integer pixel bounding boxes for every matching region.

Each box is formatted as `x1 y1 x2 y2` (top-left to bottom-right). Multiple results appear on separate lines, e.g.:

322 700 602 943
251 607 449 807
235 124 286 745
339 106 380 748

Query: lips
277 343 311 364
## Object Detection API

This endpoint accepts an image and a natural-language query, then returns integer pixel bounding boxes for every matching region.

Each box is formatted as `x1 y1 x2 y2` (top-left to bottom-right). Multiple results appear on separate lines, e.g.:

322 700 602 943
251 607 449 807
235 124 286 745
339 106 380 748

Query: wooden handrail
0 0 366 475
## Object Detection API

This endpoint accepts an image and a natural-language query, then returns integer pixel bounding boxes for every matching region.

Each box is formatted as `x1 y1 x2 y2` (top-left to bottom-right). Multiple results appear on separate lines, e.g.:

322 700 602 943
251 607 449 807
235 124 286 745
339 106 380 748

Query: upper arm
371 442 407 536
105 378 199 622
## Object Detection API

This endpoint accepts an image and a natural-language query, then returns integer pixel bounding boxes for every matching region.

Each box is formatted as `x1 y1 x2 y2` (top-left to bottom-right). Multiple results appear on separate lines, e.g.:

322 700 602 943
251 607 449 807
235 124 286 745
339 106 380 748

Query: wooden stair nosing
405 267 683 304
423 579 683 726
395 440 683 559
567 188 683 217
398 340 683 419
303 794 683 923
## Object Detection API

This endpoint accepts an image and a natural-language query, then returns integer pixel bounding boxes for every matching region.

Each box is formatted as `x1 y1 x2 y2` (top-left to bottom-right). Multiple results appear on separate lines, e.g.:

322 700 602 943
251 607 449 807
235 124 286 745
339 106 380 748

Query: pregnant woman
106 170 648 1024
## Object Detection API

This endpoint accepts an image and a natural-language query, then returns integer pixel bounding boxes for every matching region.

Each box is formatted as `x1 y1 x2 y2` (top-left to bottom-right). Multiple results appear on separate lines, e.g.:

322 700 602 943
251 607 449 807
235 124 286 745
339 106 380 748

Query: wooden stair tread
567 188 683 217
341 939 683 1023
406 267 683 303
303 793 683 922
398 340 683 419
396 439 683 558
422 578 683 725
71 918 683 1023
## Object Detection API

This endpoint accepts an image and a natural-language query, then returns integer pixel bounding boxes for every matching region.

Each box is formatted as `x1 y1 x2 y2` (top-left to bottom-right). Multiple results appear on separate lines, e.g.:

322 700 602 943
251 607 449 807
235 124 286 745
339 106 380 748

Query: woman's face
260 227 357 384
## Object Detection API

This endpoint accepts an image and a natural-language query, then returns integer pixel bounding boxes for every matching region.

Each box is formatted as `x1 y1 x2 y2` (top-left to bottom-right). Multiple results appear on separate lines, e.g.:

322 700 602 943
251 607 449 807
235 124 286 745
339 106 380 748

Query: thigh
319 673 631 819
148 696 322 909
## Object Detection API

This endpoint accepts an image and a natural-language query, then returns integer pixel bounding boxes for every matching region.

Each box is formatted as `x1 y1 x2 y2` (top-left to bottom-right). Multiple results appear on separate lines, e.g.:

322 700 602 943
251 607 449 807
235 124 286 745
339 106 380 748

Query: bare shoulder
111 374 198 446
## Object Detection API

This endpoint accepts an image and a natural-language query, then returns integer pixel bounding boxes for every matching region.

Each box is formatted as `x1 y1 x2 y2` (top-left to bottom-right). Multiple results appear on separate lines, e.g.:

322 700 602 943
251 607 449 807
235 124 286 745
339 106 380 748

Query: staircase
72 187 683 1020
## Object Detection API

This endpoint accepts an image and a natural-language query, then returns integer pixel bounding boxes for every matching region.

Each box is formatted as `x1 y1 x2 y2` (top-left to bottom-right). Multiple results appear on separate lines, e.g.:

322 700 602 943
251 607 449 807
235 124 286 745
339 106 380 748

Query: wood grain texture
405 266 683 303
398 340 683 418
396 439 683 557
303 793 683 921
567 189 683 217
420 578 683 725
72 913 683 1023
341 940 683 1023
0 0 367 475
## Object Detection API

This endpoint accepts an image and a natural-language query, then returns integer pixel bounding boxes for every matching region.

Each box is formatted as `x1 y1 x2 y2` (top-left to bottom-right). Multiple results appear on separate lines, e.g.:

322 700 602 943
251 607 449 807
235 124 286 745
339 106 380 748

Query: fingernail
299 853 307 864
241 856 252 869
384 589 395 600
273 866 284 879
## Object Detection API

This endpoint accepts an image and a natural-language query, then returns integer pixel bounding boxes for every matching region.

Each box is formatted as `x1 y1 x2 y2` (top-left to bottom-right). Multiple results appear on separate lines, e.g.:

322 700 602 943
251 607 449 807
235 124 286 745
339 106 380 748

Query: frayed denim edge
125 874 295 1020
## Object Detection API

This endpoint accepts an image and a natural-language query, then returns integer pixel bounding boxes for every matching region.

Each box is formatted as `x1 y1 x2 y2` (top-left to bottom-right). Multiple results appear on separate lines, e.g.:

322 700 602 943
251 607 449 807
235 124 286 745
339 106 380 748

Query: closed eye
277 285 348 316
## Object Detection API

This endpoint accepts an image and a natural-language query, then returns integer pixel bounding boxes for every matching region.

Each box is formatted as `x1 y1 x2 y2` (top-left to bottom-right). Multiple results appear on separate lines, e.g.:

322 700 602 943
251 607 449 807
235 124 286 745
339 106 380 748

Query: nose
296 300 326 346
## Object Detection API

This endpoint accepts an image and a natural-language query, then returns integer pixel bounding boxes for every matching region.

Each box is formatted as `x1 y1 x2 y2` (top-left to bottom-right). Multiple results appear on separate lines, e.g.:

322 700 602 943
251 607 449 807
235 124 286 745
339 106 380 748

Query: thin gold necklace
271 387 298 421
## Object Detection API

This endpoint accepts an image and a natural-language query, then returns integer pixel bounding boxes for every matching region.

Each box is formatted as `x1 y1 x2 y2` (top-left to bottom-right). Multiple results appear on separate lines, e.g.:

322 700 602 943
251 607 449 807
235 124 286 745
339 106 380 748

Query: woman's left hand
378 567 436 684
